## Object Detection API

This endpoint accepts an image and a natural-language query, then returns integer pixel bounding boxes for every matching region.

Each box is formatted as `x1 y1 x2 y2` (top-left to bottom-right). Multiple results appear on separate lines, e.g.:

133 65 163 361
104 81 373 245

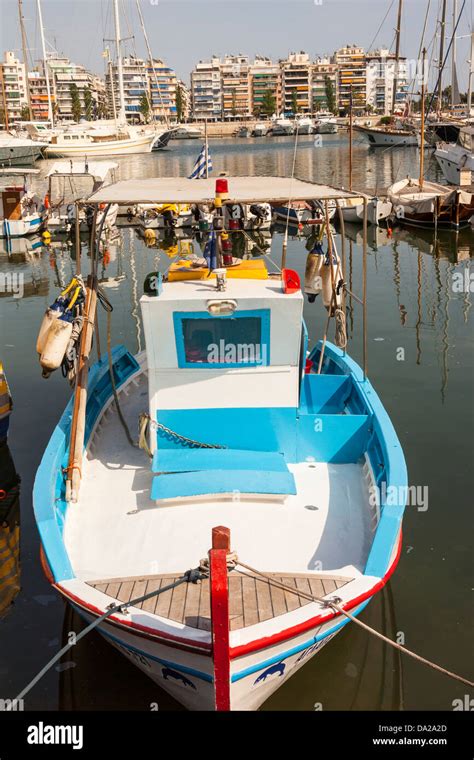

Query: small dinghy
339 196 392 226
273 199 336 225
34 176 407 711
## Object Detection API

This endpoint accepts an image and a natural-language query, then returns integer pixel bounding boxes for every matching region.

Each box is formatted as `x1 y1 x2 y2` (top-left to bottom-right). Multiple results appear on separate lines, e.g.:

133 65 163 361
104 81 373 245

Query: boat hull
0 144 45 166
44 133 157 158
434 145 474 185
357 127 418 147
67 595 369 710
1 213 43 238
340 199 392 226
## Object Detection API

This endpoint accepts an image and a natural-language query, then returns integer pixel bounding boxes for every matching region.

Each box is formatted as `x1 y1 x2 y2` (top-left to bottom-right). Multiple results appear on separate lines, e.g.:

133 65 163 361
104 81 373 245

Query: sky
1 0 473 89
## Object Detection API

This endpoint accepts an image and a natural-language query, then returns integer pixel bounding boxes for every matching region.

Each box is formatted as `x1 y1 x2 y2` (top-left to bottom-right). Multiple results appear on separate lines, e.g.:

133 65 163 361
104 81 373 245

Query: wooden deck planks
241 574 259 627
87 571 352 630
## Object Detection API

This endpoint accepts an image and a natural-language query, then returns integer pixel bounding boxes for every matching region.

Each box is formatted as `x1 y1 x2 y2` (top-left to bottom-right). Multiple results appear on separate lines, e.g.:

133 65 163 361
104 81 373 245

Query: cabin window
173 310 270 368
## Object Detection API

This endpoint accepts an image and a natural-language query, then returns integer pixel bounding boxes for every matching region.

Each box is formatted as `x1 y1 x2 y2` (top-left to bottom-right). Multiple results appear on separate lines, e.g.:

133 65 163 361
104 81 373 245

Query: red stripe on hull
47 530 402 664
229 531 403 659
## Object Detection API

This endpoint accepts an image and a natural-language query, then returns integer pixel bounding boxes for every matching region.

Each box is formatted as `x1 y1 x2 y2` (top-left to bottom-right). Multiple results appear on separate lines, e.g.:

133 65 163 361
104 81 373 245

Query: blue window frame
173 309 271 369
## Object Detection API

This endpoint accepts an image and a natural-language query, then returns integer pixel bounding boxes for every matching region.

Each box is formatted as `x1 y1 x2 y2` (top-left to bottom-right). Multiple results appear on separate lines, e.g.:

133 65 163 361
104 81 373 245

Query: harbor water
0 134 472 710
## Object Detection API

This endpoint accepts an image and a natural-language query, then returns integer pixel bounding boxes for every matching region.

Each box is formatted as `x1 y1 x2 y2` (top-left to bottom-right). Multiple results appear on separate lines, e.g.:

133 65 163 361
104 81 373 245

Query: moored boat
388 177 474 228
314 112 338 134
33 176 407 711
355 124 418 147
0 168 44 238
273 199 336 225
252 122 270 137
0 133 47 166
339 196 392 226
434 126 474 185
272 117 295 136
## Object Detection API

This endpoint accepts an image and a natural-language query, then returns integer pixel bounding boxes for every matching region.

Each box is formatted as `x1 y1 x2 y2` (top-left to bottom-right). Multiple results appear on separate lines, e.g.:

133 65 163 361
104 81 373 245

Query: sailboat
36 0 169 157
33 175 407 711
388 49 474 228
357 0 418 147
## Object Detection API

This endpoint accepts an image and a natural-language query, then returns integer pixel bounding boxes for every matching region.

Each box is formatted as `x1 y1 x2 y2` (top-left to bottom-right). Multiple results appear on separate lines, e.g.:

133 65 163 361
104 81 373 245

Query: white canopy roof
46 160 118 182
87 176 364 205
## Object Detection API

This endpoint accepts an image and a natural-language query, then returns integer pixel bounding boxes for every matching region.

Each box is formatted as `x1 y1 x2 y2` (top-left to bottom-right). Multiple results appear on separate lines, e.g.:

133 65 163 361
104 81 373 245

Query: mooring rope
7 568 207 710
235 561 474 689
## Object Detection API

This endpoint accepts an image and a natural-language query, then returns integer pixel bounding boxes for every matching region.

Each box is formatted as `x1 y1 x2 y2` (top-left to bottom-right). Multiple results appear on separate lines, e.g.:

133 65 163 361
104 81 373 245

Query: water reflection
0 442 21 619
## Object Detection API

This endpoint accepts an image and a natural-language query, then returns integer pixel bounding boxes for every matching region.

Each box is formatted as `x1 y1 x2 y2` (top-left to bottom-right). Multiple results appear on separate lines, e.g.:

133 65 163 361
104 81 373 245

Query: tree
20 104 30 121
324 76 337 114
83 86 93 121
69 84 82 122
291 90 298 116
231 88 237 117
260 89 275 118
175 83 185 123
139 92 150 122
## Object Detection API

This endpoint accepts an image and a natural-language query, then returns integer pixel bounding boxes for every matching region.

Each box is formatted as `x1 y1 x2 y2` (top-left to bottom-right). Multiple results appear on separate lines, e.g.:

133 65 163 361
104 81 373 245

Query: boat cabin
141 264 304 462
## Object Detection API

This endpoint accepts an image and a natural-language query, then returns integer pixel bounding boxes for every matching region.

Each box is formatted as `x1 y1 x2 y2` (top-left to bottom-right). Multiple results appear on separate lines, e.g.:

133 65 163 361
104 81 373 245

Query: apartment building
311 57 338 113
281 52 312 114
221 55 251 119
365 49 409 114
190 57 223 121
333 45 367 114
0 51 28 126
250 56 282 116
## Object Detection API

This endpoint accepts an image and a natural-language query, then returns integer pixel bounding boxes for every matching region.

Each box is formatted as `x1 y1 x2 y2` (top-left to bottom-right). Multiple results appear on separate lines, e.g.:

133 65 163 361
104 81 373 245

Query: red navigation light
215 178 228 195
282 268 301 294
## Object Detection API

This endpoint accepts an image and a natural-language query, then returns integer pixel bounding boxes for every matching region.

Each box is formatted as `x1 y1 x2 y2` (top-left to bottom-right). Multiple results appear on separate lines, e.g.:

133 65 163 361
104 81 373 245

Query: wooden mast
391 0 403 115
18 0 33 120
451 0 458 108
349 85 353 191
419 48 426 192
437 0 448 114
36 0 54 126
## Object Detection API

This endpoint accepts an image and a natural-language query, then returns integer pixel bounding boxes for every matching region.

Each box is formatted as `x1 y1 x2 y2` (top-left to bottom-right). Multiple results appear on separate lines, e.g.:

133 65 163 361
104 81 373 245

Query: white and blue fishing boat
34 176 407 711
0 169 43 238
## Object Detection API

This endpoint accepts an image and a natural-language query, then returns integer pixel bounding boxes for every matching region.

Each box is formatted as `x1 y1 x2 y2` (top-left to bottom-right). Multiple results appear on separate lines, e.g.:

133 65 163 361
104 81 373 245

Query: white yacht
296 116 314 135
0 134 47 166
37 122 168 158
252 122 270 137
272 117 295 136
314 112 338 134
434 127 474 185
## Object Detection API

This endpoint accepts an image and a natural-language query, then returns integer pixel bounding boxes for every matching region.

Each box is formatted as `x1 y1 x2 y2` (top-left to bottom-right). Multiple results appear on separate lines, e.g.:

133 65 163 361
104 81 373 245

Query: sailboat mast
451 0 457 107
419 48 426 192
392 0 403 115
113 0 126 124
135 0 169 128
18 0 32 120
437 0 448 113
468 31 474 116
36 0 54 125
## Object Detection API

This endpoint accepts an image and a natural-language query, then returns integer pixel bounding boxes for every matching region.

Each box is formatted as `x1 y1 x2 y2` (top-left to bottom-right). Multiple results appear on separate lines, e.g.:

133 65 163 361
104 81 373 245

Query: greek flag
189 144 212 179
